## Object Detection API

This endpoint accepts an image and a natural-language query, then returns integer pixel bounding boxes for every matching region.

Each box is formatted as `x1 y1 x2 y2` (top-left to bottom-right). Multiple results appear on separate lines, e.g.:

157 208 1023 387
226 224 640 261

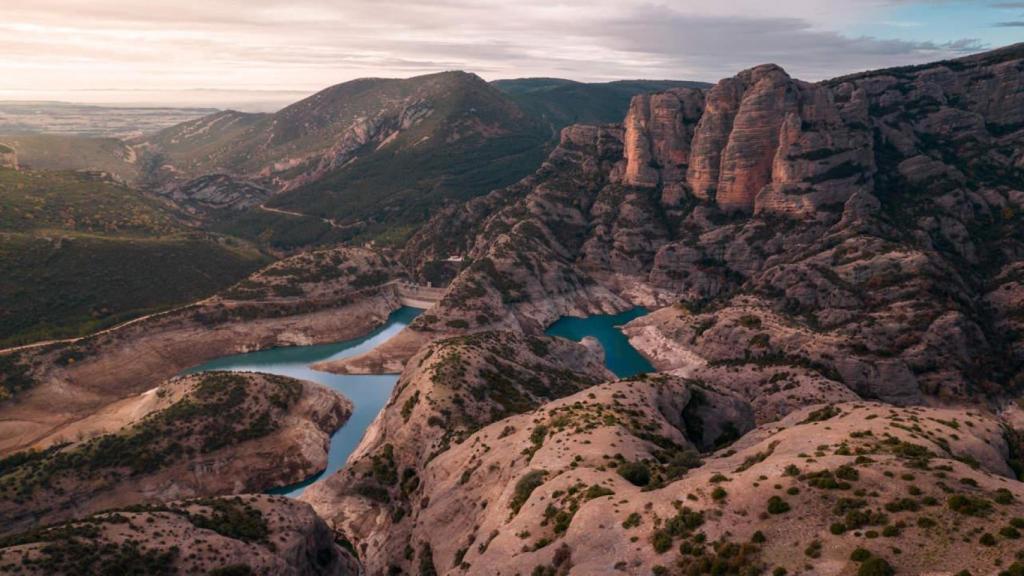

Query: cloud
574 6 983 81
0 0 997 108
994 20 1024 26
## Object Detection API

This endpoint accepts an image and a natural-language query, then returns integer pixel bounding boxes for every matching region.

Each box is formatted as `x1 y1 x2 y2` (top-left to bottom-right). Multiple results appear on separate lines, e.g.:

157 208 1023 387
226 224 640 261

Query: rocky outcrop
172 173 273 213
0 371 351 536
0 143 16 170
0 495 358 575
619 88 704 206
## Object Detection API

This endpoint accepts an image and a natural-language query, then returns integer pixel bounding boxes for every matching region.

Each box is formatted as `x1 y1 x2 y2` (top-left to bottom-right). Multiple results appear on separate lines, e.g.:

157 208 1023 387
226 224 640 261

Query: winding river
181 305 651 497
182 306 421 497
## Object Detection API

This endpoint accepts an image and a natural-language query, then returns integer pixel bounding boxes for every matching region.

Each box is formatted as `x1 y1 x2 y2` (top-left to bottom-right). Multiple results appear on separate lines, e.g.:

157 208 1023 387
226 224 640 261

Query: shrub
651 530 673 553
857 557 895 576
1000 563 1024 576
766 496 790 514
583 484 614 500
711 487 728 501
884 498 919 513
850 548 872 562
509 470 547 514
804 540 822 558
835 465 860 481
617 461 651 487
995 488 1015 505
948 494 992 516
621 512 641 529
980 533 997 546
1000 526 1021 539
802 405 841 424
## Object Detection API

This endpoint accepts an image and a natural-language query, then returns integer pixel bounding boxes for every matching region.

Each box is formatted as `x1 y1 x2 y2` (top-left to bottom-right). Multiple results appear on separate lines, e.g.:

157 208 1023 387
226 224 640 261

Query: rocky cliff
406 43 1024 405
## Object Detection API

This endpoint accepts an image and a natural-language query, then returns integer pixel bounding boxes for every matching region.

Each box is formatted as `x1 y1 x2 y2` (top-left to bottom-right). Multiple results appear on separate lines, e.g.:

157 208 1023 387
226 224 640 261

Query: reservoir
182 306 421 497
545 307 653 378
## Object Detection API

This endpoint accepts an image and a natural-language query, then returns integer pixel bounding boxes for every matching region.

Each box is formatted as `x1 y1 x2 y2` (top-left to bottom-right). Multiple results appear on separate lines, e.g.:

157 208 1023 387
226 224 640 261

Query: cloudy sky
1 0 1020 110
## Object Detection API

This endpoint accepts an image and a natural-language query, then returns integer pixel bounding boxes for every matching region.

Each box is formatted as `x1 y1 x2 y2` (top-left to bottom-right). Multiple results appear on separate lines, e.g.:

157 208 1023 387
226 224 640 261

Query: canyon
0 43 1022 576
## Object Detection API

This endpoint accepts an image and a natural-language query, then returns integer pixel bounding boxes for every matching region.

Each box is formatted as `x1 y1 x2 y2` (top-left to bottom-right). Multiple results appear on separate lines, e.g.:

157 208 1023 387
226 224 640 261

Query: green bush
857 557 895 576
766 496 790 514
850 548 872 562
617 461 651 487
1000 526 1021 539
509 470 547 514
948 494 992 516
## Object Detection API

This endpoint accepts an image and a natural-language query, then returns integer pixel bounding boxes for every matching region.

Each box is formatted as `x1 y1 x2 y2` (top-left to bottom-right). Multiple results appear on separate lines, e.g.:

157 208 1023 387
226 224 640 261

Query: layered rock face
0 495 358 575
172 173 273 214
616 64 874 218
0 371 350 536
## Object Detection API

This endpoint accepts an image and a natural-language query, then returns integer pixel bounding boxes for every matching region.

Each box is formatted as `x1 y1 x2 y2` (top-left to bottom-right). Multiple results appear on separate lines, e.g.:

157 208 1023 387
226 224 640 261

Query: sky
1 0 1020 111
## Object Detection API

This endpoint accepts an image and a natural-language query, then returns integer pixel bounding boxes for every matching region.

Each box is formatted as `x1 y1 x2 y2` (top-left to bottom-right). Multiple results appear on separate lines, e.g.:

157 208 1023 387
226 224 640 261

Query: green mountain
0 168 267 346
492 78 711 126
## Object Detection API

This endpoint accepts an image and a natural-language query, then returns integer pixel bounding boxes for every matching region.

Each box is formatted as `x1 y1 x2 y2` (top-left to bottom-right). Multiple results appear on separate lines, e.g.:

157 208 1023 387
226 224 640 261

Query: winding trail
0 299 213 355
258 204 344 229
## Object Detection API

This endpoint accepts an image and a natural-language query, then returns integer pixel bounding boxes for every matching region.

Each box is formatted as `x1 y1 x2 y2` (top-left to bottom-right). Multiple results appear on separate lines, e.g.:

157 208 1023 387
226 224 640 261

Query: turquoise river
182 306 651 496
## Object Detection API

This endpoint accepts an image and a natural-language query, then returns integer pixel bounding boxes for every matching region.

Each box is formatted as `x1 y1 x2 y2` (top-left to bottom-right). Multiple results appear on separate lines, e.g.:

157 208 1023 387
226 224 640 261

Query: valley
0 40 1022 576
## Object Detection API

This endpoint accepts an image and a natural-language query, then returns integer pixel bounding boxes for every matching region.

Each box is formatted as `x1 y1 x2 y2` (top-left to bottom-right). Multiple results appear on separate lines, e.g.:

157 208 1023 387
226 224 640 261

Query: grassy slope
0 168 267 346
0 134 140 182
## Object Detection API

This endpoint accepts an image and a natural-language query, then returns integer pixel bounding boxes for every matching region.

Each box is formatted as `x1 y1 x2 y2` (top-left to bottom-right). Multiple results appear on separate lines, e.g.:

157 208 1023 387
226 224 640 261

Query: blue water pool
545 307 653 378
